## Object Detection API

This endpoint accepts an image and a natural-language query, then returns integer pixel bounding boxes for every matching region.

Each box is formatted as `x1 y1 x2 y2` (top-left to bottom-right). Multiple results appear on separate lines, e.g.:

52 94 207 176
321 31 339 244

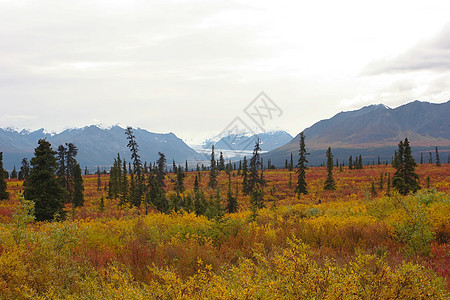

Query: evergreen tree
420 152 423 164
285 159 288 169
24 140 66 221
119 161 128 206
242 156 249 194
65 143 78 202
185 160 188 173
358 154 363 169
348 155 353 170
99 196 105 212
370 180 377 196
435 146 441 167
295 131 309 198
175 165 185 193
194 184 207 216
19 158 30 181
108 154 122 199
148 173 168 213
218 152 225 171
289 152 293 171
208 145 217 188
392 138 420 195
248 140 265 212
157 152 166 187
72 163 84 207
125 127 143 207
324 147 336 191
428 152 433 164
248 139 262 194
172 160 177 173
386 172 391 197
11 166 17 179
57 145 67 189
97 166 101 191
0 152 9 200
226 173 238 213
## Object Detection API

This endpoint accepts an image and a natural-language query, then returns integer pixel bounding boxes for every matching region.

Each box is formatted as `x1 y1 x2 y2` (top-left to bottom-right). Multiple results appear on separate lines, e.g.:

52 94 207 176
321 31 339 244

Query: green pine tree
0 152 9 200
72 163 84 207
294 131 309 198
435 146 441 167
24 139 66 221
392 138 420 195
208 145 218 188
324 147 336 191
226 173 238 213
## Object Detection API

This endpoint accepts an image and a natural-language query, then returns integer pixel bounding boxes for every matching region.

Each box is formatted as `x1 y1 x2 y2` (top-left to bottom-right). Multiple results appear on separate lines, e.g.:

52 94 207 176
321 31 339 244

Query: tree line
0 125 438 221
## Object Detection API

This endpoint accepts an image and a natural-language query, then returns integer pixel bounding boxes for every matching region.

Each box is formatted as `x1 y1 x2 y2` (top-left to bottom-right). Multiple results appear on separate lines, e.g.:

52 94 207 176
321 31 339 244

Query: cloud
361 22 450 75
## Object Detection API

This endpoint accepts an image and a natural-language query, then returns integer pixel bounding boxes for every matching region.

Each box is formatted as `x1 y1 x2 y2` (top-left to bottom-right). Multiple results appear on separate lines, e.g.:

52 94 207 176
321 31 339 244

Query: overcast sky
1 0 449 143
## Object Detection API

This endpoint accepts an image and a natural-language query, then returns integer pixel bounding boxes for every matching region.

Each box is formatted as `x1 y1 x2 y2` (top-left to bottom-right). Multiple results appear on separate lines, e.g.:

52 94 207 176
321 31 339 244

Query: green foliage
324 147 336 191
393 138 420 195
0 152 9 200
295 131 309 198
208 145 217 188
72 164 84 207
24 139 66 221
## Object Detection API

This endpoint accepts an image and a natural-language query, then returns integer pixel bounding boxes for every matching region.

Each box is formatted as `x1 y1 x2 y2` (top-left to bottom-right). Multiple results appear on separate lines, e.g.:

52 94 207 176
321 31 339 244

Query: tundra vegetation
0 136 449 299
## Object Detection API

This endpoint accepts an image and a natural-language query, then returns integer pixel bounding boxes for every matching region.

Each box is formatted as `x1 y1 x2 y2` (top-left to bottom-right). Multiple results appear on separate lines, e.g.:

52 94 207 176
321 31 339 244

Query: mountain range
263 100 450 166
0 125 203 171
1 100 449 171
202 130 293 152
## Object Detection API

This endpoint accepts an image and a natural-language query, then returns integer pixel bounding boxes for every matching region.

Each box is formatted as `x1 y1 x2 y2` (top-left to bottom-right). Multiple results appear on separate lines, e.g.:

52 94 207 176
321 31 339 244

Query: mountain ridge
0 125 203 171
263 100 450 166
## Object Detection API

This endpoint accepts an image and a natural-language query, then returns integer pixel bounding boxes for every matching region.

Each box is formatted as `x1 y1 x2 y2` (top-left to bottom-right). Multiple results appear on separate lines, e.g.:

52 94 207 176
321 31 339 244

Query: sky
1 0 449 144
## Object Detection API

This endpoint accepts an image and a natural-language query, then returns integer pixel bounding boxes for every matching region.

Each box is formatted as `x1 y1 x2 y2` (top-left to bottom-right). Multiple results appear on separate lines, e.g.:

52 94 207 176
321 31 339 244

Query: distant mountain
0 125 203 171
203 130 293 152
263 100 450 166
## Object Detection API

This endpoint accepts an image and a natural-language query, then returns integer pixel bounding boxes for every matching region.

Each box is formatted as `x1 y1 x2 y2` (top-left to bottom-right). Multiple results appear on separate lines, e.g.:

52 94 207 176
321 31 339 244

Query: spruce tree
208 145 217 188
97 166 101 191
248 139 262 194
65 143 78 203
420 152 423 164
57 145 67 189
226 173 238 213
348 155 353 170
392 138 420 195
24 139 66 221
175 165 185 193
0 152 9 200
125 127 143 207
148 172 168 213
295 131 309 198
72 163 84 207
157 152 166 187
324 147 336 191
370 180 377 196
10 166 17 179
289 152 293 171
218 152 225 171
386 172 391 197
242 156 249 194
435 146 441 167
119 161 128 206
19 158 30 181
248 139 264 210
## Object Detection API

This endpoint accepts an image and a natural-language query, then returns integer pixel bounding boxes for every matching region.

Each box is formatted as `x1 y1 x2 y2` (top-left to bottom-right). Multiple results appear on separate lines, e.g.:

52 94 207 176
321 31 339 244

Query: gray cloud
361 22 450 75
